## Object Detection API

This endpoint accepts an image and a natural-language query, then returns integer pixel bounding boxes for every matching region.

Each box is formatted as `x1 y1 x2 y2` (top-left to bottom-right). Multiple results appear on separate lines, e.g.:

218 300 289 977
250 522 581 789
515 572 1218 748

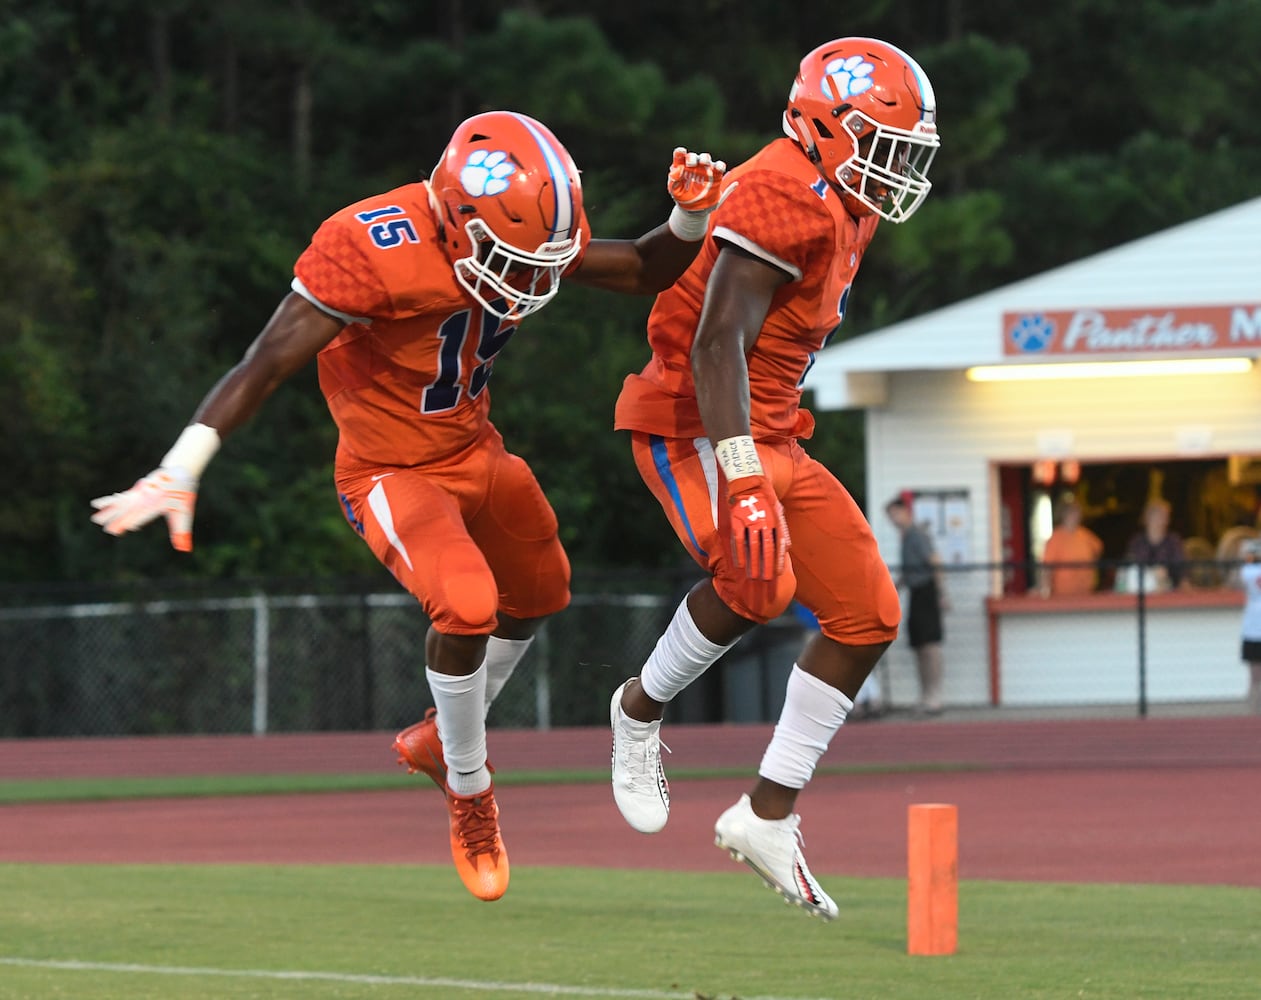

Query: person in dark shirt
885 496 948 713
1125 498 1188 591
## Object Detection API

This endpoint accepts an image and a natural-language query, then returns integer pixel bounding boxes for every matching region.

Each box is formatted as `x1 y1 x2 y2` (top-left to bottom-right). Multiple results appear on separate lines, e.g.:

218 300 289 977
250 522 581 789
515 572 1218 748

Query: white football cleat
714 793 838 921
609 679 670 833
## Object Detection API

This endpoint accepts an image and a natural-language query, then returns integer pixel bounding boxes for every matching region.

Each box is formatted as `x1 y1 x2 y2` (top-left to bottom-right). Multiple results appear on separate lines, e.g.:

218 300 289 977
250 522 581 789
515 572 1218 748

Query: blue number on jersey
421 304 518 413
797 285 851 388
354 205 419 249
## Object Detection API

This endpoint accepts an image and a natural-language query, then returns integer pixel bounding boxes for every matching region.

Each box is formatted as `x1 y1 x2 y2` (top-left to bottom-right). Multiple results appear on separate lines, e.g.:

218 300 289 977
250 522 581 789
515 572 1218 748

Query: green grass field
2 863 1259 1000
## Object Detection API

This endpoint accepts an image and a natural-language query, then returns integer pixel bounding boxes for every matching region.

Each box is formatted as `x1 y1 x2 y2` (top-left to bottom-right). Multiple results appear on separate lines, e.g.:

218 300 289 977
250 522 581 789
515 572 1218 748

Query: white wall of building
857 365 1261 708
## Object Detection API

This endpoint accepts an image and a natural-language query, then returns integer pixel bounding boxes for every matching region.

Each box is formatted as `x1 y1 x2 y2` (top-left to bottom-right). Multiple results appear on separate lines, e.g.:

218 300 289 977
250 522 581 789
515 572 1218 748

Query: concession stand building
803 196 1261 710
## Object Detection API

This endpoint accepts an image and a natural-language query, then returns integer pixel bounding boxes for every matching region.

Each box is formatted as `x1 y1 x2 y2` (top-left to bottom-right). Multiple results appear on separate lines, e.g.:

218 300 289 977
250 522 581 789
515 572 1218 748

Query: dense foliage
5 1 1260 584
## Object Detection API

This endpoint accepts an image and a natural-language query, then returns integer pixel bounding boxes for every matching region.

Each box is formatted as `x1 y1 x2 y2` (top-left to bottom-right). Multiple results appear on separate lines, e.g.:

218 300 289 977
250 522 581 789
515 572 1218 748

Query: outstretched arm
572 148 726 295
90 293 344 551
191 293 344 434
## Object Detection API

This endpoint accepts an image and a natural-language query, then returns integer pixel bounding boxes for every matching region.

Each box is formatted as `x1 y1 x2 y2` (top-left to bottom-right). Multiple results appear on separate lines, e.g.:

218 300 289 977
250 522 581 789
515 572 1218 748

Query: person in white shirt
1237 538 1261 714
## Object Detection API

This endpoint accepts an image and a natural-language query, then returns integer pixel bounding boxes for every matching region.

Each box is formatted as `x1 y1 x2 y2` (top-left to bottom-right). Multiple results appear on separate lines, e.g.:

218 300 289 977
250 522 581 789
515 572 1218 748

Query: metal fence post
1136 570 1148 718
534 620 551 731
252 591 270 735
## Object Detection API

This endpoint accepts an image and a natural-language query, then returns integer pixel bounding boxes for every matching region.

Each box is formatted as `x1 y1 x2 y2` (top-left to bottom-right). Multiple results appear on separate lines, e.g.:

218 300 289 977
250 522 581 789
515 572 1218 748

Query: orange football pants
630 432 900 644
335 423 570 635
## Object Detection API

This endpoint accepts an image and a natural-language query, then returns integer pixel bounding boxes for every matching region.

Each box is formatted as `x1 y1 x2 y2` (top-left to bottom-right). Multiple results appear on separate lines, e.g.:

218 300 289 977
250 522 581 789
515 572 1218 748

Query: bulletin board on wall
909 489 972 565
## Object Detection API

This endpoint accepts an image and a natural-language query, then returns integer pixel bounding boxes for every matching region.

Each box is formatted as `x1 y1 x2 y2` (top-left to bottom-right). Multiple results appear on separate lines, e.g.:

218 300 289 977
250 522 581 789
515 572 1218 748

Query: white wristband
715 435 764 482
160 423 221 480
667 204 711 242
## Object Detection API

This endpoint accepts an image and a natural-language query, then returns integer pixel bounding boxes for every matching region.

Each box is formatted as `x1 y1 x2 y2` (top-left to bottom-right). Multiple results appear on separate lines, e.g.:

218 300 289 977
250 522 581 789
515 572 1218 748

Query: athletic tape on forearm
160 423 221 480
667 204 711 242
715 435 764 482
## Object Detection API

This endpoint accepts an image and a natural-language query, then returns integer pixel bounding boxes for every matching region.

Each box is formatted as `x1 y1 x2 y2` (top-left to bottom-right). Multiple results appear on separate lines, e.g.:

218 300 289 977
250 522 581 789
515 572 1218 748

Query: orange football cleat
446 784 509 901
392 708 499 791
391 708 447 789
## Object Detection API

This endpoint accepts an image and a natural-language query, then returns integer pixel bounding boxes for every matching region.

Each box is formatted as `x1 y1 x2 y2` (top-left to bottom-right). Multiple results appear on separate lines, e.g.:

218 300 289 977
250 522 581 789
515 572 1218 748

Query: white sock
426 665 491 796
483 635 533 716
758 665 853 789
639 597 736 704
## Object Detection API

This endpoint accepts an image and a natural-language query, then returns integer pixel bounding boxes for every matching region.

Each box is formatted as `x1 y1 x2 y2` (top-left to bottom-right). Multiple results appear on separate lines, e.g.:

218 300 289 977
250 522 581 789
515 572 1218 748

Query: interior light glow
965 357 1255 382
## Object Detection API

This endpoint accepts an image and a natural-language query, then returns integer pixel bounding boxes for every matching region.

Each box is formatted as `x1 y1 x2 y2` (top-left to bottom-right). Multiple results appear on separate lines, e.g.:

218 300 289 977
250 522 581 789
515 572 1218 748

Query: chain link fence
0 570 812 738
1 560 1250 738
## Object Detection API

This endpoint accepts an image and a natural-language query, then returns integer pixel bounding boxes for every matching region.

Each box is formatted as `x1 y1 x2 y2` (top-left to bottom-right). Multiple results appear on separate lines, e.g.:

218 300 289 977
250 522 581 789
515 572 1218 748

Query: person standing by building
605 37 941 920
884 495 948 714
1238 538 1261 714
1040 494 1104 596
89 110 727 903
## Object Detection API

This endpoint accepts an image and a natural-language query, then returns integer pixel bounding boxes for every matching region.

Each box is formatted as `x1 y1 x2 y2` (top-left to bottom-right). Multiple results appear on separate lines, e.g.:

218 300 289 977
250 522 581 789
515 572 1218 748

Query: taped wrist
667 204 712 242
715 435 764 494
160 423 221 481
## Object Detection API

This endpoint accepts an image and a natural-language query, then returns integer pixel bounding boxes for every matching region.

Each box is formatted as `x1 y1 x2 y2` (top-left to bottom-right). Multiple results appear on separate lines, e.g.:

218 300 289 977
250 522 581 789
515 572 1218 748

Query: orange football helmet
428 111 586 320
783 37 940 223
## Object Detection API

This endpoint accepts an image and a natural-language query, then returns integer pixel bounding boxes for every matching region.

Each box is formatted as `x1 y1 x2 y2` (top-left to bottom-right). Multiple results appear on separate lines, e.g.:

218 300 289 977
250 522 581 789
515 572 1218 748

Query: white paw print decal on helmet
459 150 515 197
821 55 875 101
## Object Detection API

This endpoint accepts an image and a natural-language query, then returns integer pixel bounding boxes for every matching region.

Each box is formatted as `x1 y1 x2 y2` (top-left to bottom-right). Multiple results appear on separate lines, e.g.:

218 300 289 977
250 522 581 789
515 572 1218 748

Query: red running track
2 715 1259 886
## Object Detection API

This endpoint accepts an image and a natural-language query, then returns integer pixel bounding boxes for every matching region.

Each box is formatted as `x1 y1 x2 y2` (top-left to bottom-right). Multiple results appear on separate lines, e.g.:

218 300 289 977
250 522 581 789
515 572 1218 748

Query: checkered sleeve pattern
713 174 833 277
294 219 395 319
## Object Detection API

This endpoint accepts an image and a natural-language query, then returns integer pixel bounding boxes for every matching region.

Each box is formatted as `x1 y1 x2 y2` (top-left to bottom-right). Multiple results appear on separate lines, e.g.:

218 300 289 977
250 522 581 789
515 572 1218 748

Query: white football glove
91 467 199 552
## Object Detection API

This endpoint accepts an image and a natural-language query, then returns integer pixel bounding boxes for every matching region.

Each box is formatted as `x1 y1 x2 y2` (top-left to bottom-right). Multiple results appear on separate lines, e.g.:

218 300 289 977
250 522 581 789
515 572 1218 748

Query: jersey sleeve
293 217 395 322
709 173 834 281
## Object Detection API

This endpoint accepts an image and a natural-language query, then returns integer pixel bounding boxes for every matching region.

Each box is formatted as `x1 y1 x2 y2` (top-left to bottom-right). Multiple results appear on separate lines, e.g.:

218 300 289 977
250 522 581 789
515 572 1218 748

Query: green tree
6 1 1261 587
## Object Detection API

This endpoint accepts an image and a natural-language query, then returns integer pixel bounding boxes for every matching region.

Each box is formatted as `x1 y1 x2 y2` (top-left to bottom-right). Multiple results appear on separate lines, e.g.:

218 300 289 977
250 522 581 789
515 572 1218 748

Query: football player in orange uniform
91 110 726 902
607 38 940 919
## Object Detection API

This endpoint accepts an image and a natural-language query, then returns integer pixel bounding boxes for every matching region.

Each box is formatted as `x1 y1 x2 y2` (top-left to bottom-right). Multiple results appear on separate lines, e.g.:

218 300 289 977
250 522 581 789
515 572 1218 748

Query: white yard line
0 956 837 1000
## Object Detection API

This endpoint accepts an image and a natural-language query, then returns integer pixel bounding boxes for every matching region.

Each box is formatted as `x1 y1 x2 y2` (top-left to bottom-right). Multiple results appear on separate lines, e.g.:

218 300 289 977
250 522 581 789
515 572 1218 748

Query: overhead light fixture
966 357 1255 382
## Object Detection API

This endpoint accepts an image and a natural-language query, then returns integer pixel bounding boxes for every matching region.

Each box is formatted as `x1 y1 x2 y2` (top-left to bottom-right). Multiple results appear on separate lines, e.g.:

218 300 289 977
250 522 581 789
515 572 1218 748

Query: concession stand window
997 455 1261 595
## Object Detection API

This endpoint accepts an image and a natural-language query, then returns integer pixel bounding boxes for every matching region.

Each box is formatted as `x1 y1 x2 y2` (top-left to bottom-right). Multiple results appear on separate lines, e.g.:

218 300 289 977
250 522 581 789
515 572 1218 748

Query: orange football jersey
294 182 589 466
614 138 879 442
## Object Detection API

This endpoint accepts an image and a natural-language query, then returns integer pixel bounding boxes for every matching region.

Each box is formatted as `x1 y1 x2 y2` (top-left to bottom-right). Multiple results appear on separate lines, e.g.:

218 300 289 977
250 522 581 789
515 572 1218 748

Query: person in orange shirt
1040 495 1104 596
606 38 940 920
89 110 727 903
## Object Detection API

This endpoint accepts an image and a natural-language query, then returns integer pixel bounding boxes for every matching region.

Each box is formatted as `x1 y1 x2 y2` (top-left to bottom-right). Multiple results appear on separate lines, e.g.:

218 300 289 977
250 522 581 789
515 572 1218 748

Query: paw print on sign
1008 314 1056 353
460 150 515 197
822 55 875 101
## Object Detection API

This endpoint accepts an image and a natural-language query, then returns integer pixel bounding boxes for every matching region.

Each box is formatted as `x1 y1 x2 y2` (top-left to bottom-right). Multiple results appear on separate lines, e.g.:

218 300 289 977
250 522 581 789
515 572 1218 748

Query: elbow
623 275 662 296
690 338 721 380
634 262 681 296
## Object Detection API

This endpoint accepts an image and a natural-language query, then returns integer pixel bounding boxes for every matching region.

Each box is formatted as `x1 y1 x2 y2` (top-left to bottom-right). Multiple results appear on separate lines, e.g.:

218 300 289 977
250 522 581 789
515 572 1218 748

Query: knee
718 573 797 624
431 570 500 633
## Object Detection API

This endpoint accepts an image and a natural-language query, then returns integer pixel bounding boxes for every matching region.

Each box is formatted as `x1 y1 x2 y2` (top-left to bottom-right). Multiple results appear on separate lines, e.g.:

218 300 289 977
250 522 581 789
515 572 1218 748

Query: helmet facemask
834 111 938 223
452 217 582 322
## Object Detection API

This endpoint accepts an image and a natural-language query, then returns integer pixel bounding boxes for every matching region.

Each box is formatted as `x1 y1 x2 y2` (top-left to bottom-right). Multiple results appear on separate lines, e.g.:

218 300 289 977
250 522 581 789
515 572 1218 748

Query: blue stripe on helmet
883 41 936 119
511 113 575 242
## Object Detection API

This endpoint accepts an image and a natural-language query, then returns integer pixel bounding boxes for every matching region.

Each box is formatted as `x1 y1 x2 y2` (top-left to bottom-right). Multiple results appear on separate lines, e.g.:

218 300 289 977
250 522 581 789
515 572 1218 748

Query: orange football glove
668 147 727 212
727 475 790 581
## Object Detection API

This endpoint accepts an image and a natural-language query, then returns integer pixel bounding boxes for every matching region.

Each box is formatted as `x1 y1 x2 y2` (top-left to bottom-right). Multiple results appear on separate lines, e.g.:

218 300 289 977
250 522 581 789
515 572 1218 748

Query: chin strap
784 111 822 164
